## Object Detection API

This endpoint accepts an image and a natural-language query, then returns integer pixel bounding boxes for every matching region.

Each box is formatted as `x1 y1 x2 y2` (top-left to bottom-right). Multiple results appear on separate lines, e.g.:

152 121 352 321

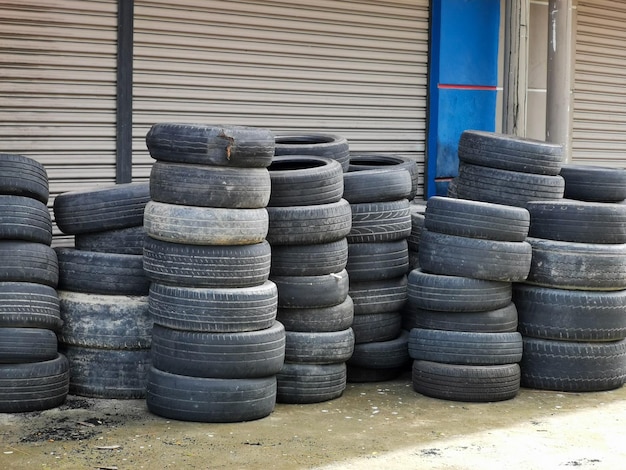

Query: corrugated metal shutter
0 0 118 240
573 0 626 166
133 0 429 196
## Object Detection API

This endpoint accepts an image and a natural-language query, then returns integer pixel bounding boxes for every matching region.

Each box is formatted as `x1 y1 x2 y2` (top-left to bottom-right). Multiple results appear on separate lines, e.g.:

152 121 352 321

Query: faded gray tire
143 238 271 288
277 296 354 333
408 210 425 252
147 367 277 422
419 230 532 282
0 196 52 245
150 322 285 379
268 156 344 206
407 269 512 312
408 329 523 365
348 200 412 243
521 337 626 392
0 282 62 331
277 362 347 404
149 281 277 333
348 330 410 369
274 133 350 171
56 248 148 295
146 123 275 167
560 164 626 202
348 154 419 200
53 182 150 235
343 167 412 203
526 237 626 290
526 199 626 244
0 241 58 287
0 328 58 363
425 196 530 242
144 201 268 246
0 354 69 412
403 303 518 333
412 360 520 402
349 276 408 315
514 284 626 341
284 328 354 364
57 291 151 349
272 269 349 309
150 161 271 208
0 153 49 204
266 199 352 245
352 312 402 344
75 226 145 255
458 130 563 175
270 239 348 277
346 240 409 282
60 346 150 399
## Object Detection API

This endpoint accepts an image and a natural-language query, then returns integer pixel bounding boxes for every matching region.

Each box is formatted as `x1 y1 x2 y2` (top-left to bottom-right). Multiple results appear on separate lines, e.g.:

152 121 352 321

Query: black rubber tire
458 130 564 175
513 284 626 341
57 291 151 349
272 269 349 309
144 201 268 246
0 354 69 412
146 367 277 422
349 276 408 315
150 161 271 208
53 182 150 235
407 268 512 312
408 329 523 365
143 238 271 288
407 209 425 252
347 365 405 383
56 248 148 295
412 360 520 402
146 123 275 167
352 312 402 344
0 196 52 245
149 281 277 333
0 328 58 364
276 296 354 333
270 239 348 277
343 167 412 203
274 133 350 172
424 196 530 242
348 199 412 243
151 322 285 379
560 164 626 202
520 337 626 392
525 237 626 290
446 178 458 198
0 153 49 204
346 240 409 282
347 330 410 369
348 154 419 200
0 241 58 287
266 199 352 246
526 199 626 244
418 229 532 282
268 156 344 206
403 303 519 334
0 282 62 331
277 362 347 404
60 345 150 399
455 163 565 207
284 328 355 364
75 226 146 255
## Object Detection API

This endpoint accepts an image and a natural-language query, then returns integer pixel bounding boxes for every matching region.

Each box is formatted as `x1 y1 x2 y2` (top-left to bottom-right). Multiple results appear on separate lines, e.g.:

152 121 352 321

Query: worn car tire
0 282 62 331
277 362 347 404
403 302 518 333
343 167 412 203
277 296 354 333
560 164 626 202
351 312 402 344
0 241 58 287
75 226 146 255
0 196 52 245
346 240 409 282
270 239 348 277
284 328 355 364
0 328 58 364
348 154 419 200
347 330 410 369
272 269 349 309
348 199 412 243
0 153 49 204
274 133 350 171
349 276 408 315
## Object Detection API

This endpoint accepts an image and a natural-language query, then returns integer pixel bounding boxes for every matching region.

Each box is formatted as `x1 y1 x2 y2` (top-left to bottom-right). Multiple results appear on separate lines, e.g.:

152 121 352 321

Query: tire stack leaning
342 162 414 382
267 155 354 404
53 182 152 399
517 164 626 392
0 154 69 412
407 196 531 402
143 123 284 422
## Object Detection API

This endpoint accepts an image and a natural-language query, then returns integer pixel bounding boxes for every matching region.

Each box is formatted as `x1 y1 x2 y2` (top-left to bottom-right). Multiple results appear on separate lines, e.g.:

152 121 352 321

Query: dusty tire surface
75 226 146 255
343 166 412 203
346 240 409 282
560 164 626 202
0 196 52 245
403 302 519 333
277 296 354 333
348 154 419 200
272 269 349 309
0 241 58 287
348 199 412 243
0 328 58 364
270 239 348 277
277 362 347 404
284 328 355 364
0 282 62 331
0 153 49 203
349 276 408 315
274 133 350 171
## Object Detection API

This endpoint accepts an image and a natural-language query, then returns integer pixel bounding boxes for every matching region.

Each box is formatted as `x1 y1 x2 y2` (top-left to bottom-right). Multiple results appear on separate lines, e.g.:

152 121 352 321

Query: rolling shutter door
573 1 626 166
133 0 429 196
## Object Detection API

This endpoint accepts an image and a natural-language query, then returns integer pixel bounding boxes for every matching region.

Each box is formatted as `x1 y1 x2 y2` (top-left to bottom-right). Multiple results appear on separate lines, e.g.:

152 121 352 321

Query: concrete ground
1 371 625 469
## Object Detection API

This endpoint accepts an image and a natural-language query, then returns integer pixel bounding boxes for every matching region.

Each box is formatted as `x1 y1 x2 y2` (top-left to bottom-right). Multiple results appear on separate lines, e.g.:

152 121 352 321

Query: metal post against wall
546 0 573 158
116 0 134 183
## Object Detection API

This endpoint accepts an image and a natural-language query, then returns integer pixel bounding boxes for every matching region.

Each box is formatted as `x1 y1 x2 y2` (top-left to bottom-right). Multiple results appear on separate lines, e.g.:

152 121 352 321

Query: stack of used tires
517 164 626 392
53 182 152 398
143 123 284 422
274 133 351 172
407 196 531 401
0 154 69 412
453 130 565 207
267 155 354 404
342 161 414 382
